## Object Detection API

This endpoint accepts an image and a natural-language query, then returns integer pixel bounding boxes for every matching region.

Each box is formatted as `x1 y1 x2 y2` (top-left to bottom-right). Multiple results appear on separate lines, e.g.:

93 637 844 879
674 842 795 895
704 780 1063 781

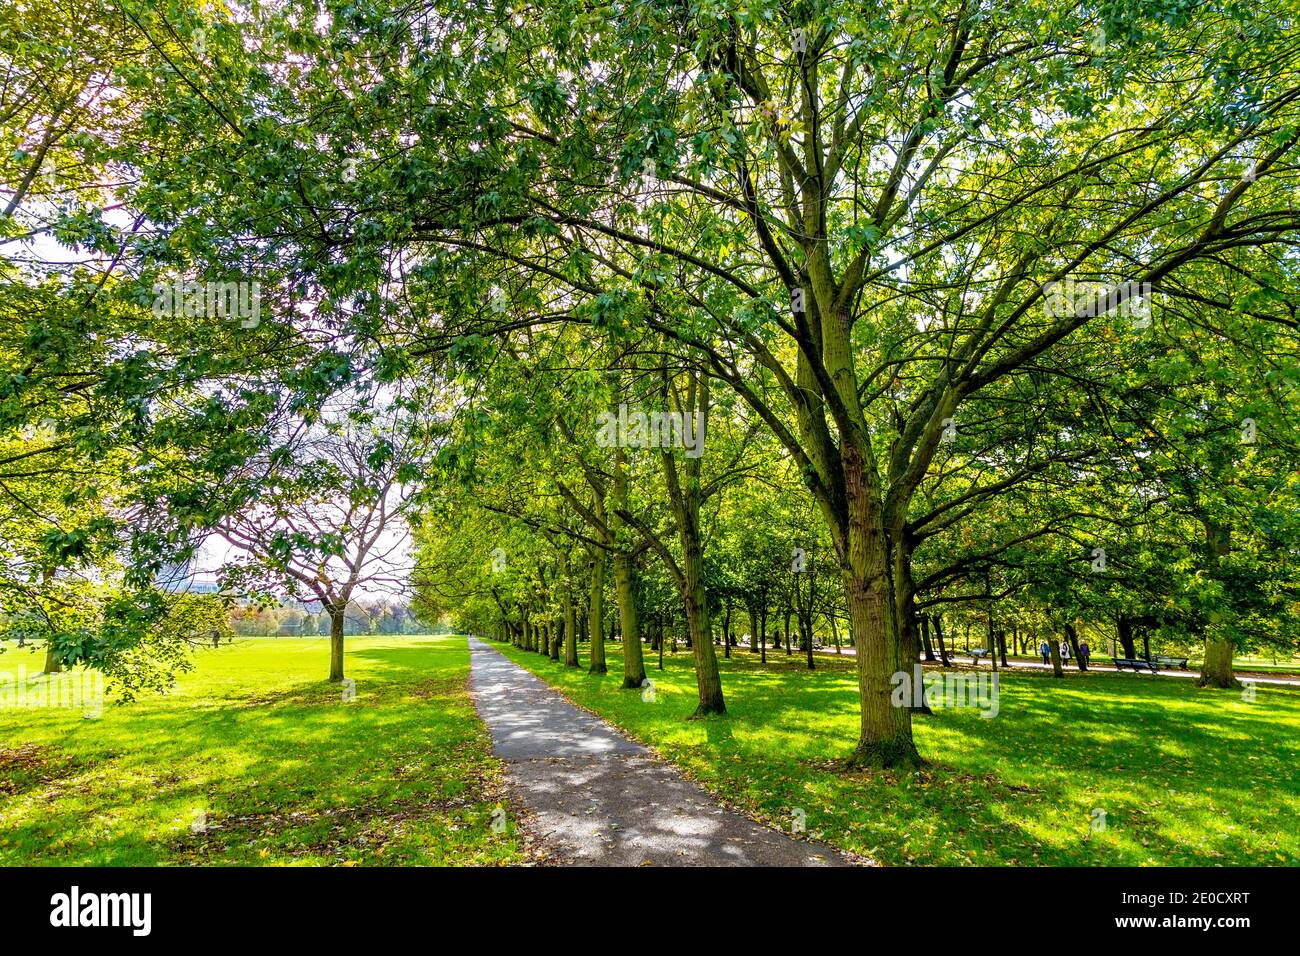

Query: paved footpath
467 637 853 867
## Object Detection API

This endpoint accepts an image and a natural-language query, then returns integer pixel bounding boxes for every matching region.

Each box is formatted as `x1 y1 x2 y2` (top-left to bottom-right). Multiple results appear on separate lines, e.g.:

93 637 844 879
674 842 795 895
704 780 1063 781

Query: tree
216 394 430 681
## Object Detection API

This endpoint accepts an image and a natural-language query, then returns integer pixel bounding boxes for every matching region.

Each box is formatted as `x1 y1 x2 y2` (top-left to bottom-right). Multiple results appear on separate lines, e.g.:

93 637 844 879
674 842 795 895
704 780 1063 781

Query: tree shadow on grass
0 638 518 865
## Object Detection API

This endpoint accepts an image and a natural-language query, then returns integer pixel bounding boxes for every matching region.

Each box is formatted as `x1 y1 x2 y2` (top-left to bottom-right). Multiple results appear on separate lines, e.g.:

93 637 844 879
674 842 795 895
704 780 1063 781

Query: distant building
156 561 223 595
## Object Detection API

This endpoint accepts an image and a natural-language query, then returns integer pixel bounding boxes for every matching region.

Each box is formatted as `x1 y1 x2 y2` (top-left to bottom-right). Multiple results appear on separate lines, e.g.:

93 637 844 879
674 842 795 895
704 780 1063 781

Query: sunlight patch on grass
0 636 527 866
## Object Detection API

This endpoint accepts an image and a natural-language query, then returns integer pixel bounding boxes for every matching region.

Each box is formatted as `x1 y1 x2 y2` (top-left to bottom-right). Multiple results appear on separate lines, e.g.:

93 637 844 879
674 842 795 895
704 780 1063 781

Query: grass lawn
497 641 1300 866
0 635 527 866
1232 657 1300 675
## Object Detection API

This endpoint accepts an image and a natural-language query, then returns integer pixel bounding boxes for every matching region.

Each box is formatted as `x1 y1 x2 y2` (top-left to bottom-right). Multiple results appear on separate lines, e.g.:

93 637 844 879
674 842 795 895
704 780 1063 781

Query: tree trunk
613 553 645 687
588 548 606 673
843 559 914 765
42 645 62 674
748 605 759 653
792 569 816 669
1048 630 1064 678
841 454 918 766
563 557 579 668
1199 631 1238 689
722 602 731 659
658 377 725 717
895 547 923 669
932 613 951 667
895 547 928 711
1116 614 1137 659
328 607 346 682
1197 518 1239 688
1064 622 1086 671
676 511 724 715
920 613 935 662
611 448 646 686
803 611 815 670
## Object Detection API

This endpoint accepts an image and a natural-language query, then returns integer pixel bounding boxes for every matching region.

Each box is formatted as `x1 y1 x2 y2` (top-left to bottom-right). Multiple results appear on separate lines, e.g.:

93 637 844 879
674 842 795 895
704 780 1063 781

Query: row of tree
229 599 427 637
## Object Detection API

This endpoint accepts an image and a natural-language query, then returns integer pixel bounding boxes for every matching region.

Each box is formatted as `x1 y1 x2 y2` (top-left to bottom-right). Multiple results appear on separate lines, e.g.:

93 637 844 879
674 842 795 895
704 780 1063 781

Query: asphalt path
468 637 855 867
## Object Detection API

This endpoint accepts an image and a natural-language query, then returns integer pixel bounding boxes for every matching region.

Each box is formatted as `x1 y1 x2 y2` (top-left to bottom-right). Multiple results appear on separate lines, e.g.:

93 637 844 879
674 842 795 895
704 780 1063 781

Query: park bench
968 648 990 665
1151 655 1189 669
1113 657 1159 673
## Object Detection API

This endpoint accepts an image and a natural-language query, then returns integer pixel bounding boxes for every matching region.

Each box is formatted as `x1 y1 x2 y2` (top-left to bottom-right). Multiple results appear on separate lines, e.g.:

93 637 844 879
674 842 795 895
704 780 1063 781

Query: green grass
0 636 527 866
1232 657 1300 675
497 641 1300 866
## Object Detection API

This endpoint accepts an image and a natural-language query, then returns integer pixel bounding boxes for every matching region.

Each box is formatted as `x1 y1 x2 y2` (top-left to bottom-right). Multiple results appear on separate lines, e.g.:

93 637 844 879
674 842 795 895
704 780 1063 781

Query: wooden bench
1113 657 1159 673
968 648 991 665
1152 655 1189 670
